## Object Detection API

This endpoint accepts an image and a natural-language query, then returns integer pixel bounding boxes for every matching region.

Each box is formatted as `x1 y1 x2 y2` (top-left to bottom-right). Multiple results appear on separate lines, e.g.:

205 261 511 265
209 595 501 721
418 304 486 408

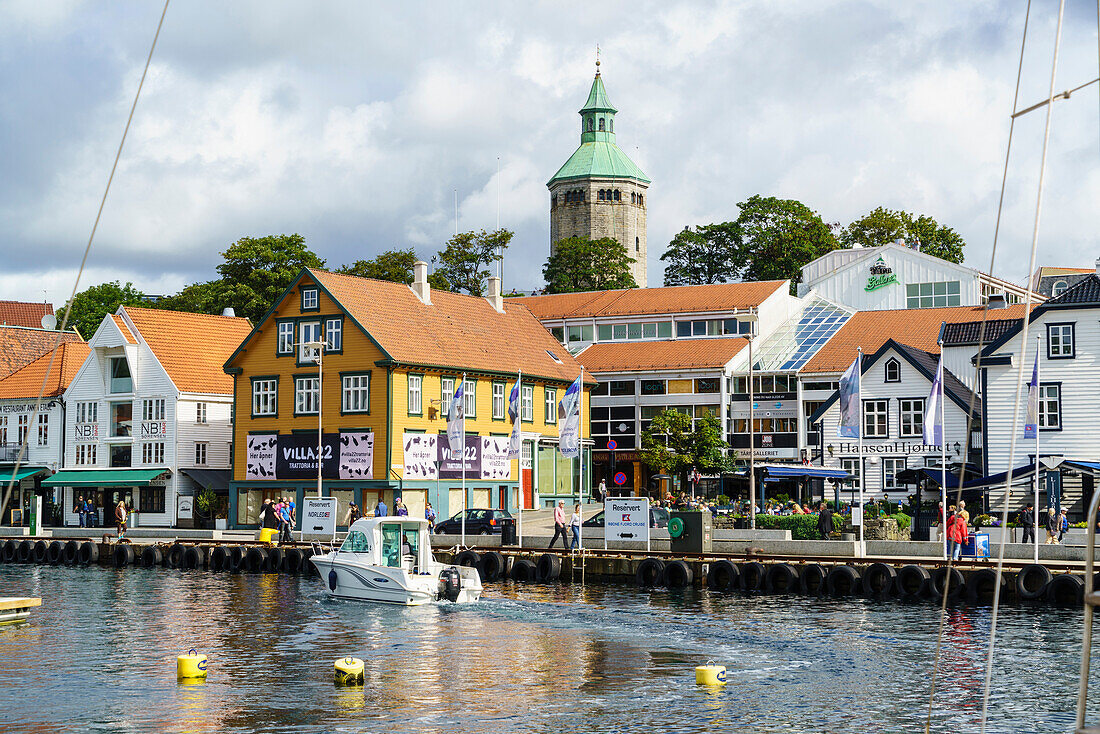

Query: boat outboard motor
438 566 462 602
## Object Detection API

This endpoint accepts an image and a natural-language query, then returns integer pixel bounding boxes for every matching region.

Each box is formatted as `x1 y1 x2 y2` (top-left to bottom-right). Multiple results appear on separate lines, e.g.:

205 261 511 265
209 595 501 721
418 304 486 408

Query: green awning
2 467 48 484
41 469 168 488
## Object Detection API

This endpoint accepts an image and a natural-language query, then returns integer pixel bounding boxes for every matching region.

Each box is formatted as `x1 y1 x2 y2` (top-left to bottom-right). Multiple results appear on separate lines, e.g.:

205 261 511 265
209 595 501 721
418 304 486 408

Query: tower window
631 192 636 203
598 190 605 201
587 118 594 132
636 237 640 252
614 190 621 201
638 194 644 207
599 118 605 131
610 119 614 132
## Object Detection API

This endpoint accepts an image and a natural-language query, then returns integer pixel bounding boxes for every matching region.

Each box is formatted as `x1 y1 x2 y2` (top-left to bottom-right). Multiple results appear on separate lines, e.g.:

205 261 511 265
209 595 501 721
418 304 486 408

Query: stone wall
550 178 648 287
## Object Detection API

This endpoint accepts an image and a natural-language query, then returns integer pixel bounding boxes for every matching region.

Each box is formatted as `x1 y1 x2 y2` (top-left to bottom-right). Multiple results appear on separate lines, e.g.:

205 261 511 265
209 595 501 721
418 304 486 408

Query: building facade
548 63 650 287
47 307 251 528
225 265 592 528
1030 264 1097 298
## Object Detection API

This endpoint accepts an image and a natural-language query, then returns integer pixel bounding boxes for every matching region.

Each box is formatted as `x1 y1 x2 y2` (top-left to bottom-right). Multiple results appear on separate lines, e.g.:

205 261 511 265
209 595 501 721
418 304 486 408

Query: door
104 487 135 528
499 485 510 512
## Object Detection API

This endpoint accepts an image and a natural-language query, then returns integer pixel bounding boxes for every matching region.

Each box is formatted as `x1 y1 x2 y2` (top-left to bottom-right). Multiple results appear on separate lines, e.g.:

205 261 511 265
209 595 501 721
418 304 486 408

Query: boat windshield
340 530 370 553
380 523 402 568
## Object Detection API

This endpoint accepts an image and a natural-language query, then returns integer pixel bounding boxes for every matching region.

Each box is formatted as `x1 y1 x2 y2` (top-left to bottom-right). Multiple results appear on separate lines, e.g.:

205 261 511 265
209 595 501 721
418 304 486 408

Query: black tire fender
826 565 860 596
510 558 537 582
740 561 765 592
33 540 49 564
265 548 283 573
142 546 163 568
536 553 561 582
928 566 966 599
229 546 244 573
1046 574 1084 605
862 563 898 597
1015 564 1052 601
244 547 267 574
166 543 185 569
635 558 665 587
47 541 64 565
183 546 206 570
113 544 135 568
966 568 1004 605
799 564 827 595
765 563 798 594
17 540 33 563
478 551 505 582
282 548 303 573
62 540 79 565
78 541 99 566
663 560 693 588
707 560 739 591
209 546 228 572
454 550 480 568
895 565 931 598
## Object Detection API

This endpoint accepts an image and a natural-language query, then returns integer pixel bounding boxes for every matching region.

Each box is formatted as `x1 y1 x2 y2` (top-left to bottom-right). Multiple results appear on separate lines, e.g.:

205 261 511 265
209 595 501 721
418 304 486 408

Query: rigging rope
0 0 171 523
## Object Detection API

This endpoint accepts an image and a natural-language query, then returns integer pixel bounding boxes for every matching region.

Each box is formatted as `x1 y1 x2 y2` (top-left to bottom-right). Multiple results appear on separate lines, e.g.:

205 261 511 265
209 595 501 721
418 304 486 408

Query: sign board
613 471 627 486
604 498 650 547
245 432 374 481
865 256 898 292
851 506 862 526
303 497 338 537
177 495 193 520
606 439 617 451
401 432 511 481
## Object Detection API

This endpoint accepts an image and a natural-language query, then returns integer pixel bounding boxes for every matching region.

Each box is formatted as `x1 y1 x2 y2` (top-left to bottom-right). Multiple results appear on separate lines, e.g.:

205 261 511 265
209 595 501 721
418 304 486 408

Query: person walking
1020 502 1035 545
947 510 966 561
1058 508 1069 543
260 498 279 531
425 502 437 531
343 501 361 527
1046 507 1059 544
114 500 127 540
375 498 388 518
596 478 606 502
278 497 293 545
569 502 582 551
817 502 833 540
395 499 409 517
936 501 944 542
75 495 86 528
549 500 569 550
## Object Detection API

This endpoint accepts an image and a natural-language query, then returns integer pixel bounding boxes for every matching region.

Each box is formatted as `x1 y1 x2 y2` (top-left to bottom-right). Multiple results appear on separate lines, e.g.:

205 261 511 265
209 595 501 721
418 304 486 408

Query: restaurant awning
180 468 231 492
1 466 49 484
41 468 169 488
733 464 854 482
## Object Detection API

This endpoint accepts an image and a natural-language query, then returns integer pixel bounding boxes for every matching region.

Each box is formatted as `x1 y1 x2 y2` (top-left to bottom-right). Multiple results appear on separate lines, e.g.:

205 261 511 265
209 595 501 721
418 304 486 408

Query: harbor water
0 564 1094 733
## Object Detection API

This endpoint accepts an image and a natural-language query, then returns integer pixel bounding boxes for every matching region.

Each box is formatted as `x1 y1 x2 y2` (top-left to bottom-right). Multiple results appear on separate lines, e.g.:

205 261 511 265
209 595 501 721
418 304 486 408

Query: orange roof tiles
0 341 90 399
577 338 748 373
307 270 589 384
0 326 83 380
800 304 1031 374
111 315 137 344
123 307 252 394
509 281 788 320
0 301 53 329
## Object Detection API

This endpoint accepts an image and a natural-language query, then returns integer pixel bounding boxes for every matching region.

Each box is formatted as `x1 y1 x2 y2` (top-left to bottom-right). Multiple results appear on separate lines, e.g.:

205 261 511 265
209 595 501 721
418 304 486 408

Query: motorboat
310 517 481 605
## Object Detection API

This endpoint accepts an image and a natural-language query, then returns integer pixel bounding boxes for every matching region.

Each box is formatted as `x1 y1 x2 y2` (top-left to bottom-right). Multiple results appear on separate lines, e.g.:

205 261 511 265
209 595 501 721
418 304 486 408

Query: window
884 358 900 383
342 374 370 413
142 398 165 422
598 117 605 131
295 377 320 415
550 326 565 343
614 190 621 201
142 442 164 465
1047 323 1075 359
545 388 557 424
299 321 321 362
632 192 636 203
883 457 906 490
76 402 98 424
905 281 961 308
109 357 132 393
407 375 422 416
463 380 476 418
110 444 131 468
609 380 635 396
863 400 888 438
899 399 924 438
36 413 48 446
0 416 6 446
139 487 165 513
441 377 455 415
567 325 593 343
301 287 319 310
695 378 719 394
277 321 294 354
635 237 640 252
195 442 208 466
492 382 505 420
110 402 132 437
252 378 278 416
196 402 207 424
521 385 534 421
1051 280 1069 297
841 458 861 490
75 444 97 466
640 380 665 396
1039 384 1061 430
325 318 343 352
598 189 605 201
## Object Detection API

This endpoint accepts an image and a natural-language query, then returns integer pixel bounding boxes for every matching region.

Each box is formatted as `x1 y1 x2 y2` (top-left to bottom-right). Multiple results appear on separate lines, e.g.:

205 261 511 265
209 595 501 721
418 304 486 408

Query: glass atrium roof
749 298 853 372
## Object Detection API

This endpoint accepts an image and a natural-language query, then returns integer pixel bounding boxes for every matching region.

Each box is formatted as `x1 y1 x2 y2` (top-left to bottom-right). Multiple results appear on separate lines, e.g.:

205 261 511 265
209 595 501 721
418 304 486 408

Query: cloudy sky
1 0 1097 307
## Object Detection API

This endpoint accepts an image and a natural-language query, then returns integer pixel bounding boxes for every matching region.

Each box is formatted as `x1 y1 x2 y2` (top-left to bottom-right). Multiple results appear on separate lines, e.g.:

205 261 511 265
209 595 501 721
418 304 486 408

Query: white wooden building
46 307 251 528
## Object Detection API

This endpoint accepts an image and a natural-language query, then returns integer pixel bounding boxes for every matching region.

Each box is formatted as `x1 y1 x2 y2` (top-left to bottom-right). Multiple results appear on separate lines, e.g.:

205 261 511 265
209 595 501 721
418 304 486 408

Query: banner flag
558 373 583 458
837 355 861 438
1024 351 1039 439
447 379 465 453
508 375 523 458
923 356 944 446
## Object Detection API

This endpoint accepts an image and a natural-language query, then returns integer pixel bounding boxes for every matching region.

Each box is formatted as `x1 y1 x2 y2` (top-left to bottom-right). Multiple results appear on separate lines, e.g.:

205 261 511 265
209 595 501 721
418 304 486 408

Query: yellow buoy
177 649 208 680
334 657 365 686
695 661 726 686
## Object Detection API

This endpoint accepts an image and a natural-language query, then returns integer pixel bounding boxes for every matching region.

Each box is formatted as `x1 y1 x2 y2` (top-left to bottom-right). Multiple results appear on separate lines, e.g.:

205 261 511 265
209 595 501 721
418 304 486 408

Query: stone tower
548 62 650 288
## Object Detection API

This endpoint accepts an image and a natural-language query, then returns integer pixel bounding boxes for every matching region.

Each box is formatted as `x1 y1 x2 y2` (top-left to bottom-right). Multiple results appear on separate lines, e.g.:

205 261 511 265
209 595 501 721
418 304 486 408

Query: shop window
695 378 719 394
110 444 132 468
139 487 165 514
640 380 666 396
608 380 635 396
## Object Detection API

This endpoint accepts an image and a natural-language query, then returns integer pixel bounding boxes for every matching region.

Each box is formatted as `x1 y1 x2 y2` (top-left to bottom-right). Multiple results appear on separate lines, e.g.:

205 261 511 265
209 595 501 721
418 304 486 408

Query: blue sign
606 439 617 451
613 472 627 486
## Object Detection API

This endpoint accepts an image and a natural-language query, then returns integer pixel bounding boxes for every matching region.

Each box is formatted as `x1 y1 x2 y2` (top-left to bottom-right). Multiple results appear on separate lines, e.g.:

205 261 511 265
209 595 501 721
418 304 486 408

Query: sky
0 0 1097 309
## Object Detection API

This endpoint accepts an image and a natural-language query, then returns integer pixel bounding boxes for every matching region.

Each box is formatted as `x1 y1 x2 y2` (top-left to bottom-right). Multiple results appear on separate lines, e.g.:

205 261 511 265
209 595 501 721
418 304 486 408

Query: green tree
640 411 731 486
731 195 839 290
154 280 228 315
660 225 739 286
338 248 418 284
543 236 638 294
215 234 325 323
432 229 512 296
840 206 965 263
57 281 146 338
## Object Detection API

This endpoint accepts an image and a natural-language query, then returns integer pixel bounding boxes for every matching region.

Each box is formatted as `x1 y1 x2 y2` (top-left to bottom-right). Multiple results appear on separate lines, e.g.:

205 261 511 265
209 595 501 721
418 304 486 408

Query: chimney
1095 257 1100 276
412 261 431 305
486 276 504 313
221 307 235 318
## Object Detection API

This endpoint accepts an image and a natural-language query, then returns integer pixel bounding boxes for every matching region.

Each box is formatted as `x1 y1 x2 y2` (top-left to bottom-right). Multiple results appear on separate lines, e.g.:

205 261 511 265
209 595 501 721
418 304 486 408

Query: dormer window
884 358 900 383
301 287 319 311
1052 280 1069 297
109 357 132 394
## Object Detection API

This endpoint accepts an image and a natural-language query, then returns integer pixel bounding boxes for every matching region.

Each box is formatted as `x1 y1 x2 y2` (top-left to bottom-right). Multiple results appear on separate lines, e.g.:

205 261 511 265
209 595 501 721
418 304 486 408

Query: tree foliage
154 280 228 316
840 206 965 263
543 236 638 293
730 195 839 289
57 281 146 338
338 248 418 284
640 411 731 482
215 234 325 323
660 225 739 286
432 229 512 296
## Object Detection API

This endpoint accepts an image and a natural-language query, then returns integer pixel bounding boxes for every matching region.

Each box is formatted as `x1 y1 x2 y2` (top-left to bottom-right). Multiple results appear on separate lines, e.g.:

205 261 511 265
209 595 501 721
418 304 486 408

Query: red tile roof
0 301 53 329
0 326 84 380
305 270 590 384
509 281 788 320
0 341 90 399
111 315 137 344
800 304 1032 374
577 338 748 373
123 307 252 394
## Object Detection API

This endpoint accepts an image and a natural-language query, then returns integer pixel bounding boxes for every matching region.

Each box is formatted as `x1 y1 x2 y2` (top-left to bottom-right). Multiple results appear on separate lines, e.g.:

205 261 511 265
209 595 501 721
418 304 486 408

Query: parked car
434 508 513 535
582 507 669 529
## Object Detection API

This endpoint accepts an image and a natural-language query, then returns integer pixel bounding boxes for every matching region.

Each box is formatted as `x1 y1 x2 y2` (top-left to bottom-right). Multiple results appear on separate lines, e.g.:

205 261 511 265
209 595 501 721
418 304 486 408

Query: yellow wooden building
223 264 592 529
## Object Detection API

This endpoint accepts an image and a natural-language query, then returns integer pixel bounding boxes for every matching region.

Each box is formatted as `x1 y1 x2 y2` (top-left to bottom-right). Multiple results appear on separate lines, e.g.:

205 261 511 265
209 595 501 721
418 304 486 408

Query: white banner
481 436 511 480
403 432 438 479
604 498 650 544
338 432 374 479
245 434 277 480
303 497 338 536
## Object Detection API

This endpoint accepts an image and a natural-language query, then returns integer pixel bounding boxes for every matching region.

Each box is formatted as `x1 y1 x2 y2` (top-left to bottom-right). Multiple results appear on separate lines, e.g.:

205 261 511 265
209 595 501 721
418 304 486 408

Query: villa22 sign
865 256 898 292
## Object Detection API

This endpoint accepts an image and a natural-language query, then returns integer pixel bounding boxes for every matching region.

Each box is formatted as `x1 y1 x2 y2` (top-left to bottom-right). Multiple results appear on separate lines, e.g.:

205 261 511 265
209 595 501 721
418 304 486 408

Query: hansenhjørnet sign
865 256 899 292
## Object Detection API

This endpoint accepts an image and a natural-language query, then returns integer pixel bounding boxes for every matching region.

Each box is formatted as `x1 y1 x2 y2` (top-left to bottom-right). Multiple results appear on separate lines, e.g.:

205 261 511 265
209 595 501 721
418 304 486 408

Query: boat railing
1075 489 1100 732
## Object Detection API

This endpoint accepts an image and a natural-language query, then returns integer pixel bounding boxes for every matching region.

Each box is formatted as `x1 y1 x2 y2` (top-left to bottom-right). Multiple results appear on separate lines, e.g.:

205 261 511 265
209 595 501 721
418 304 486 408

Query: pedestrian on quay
947 509 966 561
395 499 409 517
278 497 293 544
260 498 279 531
376 498 388 517
958 500 970 527
343 501 360 526
1059 508 1069 543
114 500 127 540
549 500 569 550
74 495 86 528
569 502 582 551
596 479 606 502
425 502 437 531
1046 507 1059 544
817 502 833 540
1020 502 1035 545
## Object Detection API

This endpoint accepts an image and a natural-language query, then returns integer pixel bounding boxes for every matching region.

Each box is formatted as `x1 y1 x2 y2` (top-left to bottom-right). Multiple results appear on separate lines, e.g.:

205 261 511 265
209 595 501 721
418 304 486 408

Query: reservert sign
604 498 650 544
303 497 338 537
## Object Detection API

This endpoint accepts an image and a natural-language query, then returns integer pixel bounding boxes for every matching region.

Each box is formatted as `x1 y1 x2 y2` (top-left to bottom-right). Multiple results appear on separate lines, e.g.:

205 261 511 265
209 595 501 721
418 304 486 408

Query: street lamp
303 340 326 499
742 312 759 529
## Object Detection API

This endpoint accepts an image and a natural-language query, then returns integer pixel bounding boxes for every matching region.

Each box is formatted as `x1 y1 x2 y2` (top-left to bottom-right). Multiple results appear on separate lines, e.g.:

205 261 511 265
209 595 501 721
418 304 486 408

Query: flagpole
1034 335 1040 563
939 350 947 561
461 372 466 548
857 346 864 558
578 366 584 553
517 370 523 549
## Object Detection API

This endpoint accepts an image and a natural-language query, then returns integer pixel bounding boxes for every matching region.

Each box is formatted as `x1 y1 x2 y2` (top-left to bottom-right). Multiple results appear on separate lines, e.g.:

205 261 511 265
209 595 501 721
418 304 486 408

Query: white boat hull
311 554 482 606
